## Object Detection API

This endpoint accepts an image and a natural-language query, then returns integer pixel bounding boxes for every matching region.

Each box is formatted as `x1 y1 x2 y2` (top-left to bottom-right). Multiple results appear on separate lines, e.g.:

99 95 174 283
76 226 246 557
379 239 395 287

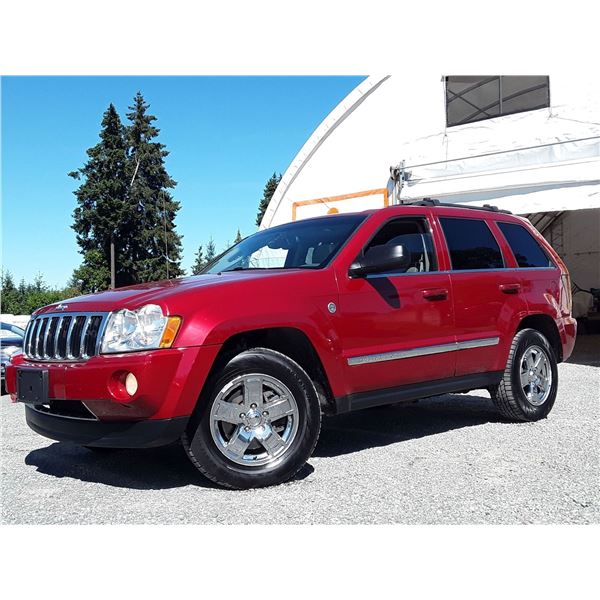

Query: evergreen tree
1 270 19 314
126 92 184 282
69 104 130 291
256 172 282 227
234 228 243 243
69 249 111 294
0 271 74 315
191 244 205 275
205 238 216 264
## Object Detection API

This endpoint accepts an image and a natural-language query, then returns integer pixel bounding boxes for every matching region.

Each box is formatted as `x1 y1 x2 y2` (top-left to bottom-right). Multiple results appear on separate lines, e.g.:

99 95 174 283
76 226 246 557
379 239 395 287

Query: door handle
422 288 448 301
499 283 521 295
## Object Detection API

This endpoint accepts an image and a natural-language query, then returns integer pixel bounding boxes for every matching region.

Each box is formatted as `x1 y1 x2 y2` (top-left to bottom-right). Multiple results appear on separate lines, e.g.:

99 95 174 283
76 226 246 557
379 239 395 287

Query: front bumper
25 404 189 448
6 344 221 420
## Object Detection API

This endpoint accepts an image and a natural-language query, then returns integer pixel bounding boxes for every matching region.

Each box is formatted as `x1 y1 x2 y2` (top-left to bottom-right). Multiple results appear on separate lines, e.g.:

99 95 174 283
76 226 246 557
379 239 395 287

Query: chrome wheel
209 373 300 467
519 345 552 406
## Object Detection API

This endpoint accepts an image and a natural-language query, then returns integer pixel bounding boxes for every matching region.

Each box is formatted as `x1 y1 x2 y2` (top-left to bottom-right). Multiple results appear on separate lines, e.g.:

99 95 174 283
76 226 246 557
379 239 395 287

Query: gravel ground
1 362 598 524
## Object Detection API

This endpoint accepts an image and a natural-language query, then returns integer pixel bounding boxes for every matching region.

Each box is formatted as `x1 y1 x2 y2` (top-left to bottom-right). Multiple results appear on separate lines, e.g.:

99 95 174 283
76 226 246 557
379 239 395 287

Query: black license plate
16 368 49 404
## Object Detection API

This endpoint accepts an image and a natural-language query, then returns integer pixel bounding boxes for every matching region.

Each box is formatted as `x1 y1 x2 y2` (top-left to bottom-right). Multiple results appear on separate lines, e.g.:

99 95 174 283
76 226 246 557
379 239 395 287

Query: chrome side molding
347 336 500 366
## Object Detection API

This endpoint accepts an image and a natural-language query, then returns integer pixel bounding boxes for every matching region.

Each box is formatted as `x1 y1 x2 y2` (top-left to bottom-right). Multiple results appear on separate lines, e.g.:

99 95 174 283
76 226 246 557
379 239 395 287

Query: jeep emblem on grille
56 303 69 311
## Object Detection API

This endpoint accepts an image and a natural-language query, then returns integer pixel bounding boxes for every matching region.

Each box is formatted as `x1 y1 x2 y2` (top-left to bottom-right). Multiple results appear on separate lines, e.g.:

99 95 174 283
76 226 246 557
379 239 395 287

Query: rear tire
182 347 321 489
490 328 558 422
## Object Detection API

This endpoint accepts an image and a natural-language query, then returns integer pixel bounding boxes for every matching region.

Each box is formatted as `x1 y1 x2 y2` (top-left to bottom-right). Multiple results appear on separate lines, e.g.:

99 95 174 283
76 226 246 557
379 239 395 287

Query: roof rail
407 197 512 214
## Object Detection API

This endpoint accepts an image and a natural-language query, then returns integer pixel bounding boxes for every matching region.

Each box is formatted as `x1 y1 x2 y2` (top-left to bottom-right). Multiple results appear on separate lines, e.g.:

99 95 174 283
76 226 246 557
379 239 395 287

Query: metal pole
110 238 116 289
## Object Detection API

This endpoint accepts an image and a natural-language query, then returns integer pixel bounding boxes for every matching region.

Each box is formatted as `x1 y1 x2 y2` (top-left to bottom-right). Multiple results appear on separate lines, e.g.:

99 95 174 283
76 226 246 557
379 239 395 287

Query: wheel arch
200 327 337 414
517 314 563 362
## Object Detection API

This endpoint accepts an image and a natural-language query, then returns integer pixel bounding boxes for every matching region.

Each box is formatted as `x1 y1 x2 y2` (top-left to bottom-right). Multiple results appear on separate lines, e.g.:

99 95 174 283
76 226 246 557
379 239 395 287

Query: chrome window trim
363 266 558 279
347 336 500 366
445 266 558 275
23 312 109 363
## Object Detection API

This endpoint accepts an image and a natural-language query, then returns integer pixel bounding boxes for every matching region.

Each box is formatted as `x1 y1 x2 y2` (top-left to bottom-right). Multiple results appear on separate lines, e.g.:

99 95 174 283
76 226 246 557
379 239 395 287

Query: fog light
125 373 138 396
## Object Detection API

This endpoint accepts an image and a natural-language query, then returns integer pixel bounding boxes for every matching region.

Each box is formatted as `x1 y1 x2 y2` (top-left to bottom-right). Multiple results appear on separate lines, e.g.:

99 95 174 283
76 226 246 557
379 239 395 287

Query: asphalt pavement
2 362 598 524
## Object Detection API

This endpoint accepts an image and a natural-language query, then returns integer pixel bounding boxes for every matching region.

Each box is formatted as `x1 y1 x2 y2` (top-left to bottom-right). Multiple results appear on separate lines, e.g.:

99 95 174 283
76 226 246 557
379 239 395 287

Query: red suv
6 201 576 489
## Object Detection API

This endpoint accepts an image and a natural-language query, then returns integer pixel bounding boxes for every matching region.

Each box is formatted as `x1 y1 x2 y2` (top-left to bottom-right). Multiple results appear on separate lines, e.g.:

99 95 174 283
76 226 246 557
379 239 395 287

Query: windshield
204 214 366 274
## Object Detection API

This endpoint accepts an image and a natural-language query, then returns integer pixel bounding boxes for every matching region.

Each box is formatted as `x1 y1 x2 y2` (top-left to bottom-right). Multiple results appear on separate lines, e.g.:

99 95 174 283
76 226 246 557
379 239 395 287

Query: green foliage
69 103 130 290
126 92 184 282
205 238 216 265
69 250 111 294
234 228 243 244
69 93 184 294
191 244 205 275
1 270 75 315
256 172 281 227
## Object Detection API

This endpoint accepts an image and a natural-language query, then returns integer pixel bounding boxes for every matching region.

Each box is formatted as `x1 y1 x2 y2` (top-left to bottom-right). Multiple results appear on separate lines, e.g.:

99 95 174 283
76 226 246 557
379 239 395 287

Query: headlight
101 304 181 354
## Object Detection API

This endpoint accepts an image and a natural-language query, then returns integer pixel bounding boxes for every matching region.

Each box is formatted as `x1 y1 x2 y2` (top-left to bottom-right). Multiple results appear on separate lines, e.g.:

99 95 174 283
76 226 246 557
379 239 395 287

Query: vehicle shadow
25 441 215 490
24 438 315 491
315 393 502 458
24 393 500 490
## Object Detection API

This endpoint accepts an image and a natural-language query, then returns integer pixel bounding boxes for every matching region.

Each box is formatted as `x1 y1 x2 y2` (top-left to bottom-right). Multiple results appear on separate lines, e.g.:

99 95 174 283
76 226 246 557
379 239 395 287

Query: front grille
24 312 109 361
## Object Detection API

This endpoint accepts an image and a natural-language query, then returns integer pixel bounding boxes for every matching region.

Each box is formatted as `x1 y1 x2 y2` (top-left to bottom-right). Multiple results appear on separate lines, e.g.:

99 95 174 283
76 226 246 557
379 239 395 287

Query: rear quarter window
497 222 554 268
440 217 504 270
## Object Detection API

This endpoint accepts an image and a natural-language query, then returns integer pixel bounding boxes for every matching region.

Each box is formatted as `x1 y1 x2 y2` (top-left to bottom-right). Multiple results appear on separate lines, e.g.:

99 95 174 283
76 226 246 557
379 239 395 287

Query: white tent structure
261 74 600 318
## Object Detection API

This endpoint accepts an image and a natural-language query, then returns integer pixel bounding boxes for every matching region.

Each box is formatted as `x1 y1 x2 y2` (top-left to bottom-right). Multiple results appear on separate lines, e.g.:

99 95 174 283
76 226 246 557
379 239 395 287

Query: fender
167 268 349 398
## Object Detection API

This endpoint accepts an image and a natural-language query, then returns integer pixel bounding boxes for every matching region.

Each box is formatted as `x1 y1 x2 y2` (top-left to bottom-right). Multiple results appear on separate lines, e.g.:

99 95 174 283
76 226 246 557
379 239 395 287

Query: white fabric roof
395 106 600 213
263 74 600 226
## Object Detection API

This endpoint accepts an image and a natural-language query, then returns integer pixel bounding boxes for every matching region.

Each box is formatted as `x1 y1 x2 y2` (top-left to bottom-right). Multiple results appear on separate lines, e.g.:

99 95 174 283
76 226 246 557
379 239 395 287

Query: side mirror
349 244 411 278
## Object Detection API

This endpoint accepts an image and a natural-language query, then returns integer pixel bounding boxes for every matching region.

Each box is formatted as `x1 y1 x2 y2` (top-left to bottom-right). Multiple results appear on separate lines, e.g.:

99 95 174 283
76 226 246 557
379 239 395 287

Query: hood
35 270 308 315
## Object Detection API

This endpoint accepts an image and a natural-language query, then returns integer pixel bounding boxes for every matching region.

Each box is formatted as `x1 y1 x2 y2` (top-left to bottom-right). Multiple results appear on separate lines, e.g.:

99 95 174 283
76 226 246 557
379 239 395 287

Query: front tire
490 328 558 422
182 348 321 489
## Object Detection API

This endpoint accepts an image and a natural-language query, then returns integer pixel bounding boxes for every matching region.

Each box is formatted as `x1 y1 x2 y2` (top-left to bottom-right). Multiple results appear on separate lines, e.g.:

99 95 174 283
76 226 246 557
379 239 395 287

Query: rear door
334 211 456 395
436 214 528 376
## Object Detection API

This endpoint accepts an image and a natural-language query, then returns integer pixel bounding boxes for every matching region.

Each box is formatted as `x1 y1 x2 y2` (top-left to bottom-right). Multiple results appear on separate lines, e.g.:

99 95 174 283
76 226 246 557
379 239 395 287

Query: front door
334 214 456 395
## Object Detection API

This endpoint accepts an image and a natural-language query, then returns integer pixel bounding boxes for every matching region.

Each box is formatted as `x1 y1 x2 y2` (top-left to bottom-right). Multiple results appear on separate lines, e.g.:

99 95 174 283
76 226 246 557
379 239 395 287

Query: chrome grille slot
23 312 109 362
56 316 72 358
68 316 86 359
31 318 42 356
84 316 103 357
45 317 60 358
36 318 49 358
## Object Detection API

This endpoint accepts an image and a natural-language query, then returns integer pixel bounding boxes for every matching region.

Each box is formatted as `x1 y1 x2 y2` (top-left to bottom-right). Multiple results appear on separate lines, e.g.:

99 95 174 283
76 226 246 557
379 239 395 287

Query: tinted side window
365 217 437 273
440 217 504 270
497 222 553 268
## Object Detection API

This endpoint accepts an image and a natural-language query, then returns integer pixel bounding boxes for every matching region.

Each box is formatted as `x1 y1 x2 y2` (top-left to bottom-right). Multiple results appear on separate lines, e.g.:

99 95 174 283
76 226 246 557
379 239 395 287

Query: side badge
327 302 337 314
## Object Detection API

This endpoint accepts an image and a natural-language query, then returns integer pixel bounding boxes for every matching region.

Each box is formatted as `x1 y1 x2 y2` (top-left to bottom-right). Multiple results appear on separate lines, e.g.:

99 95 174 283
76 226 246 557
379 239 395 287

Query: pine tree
256 172 282 227
126 92 184 282
191 244 205 275
69 104 130 291
69 249 111 294
0 271 73 315
234 228 243 243
1 270 19 314
205 238 216 265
